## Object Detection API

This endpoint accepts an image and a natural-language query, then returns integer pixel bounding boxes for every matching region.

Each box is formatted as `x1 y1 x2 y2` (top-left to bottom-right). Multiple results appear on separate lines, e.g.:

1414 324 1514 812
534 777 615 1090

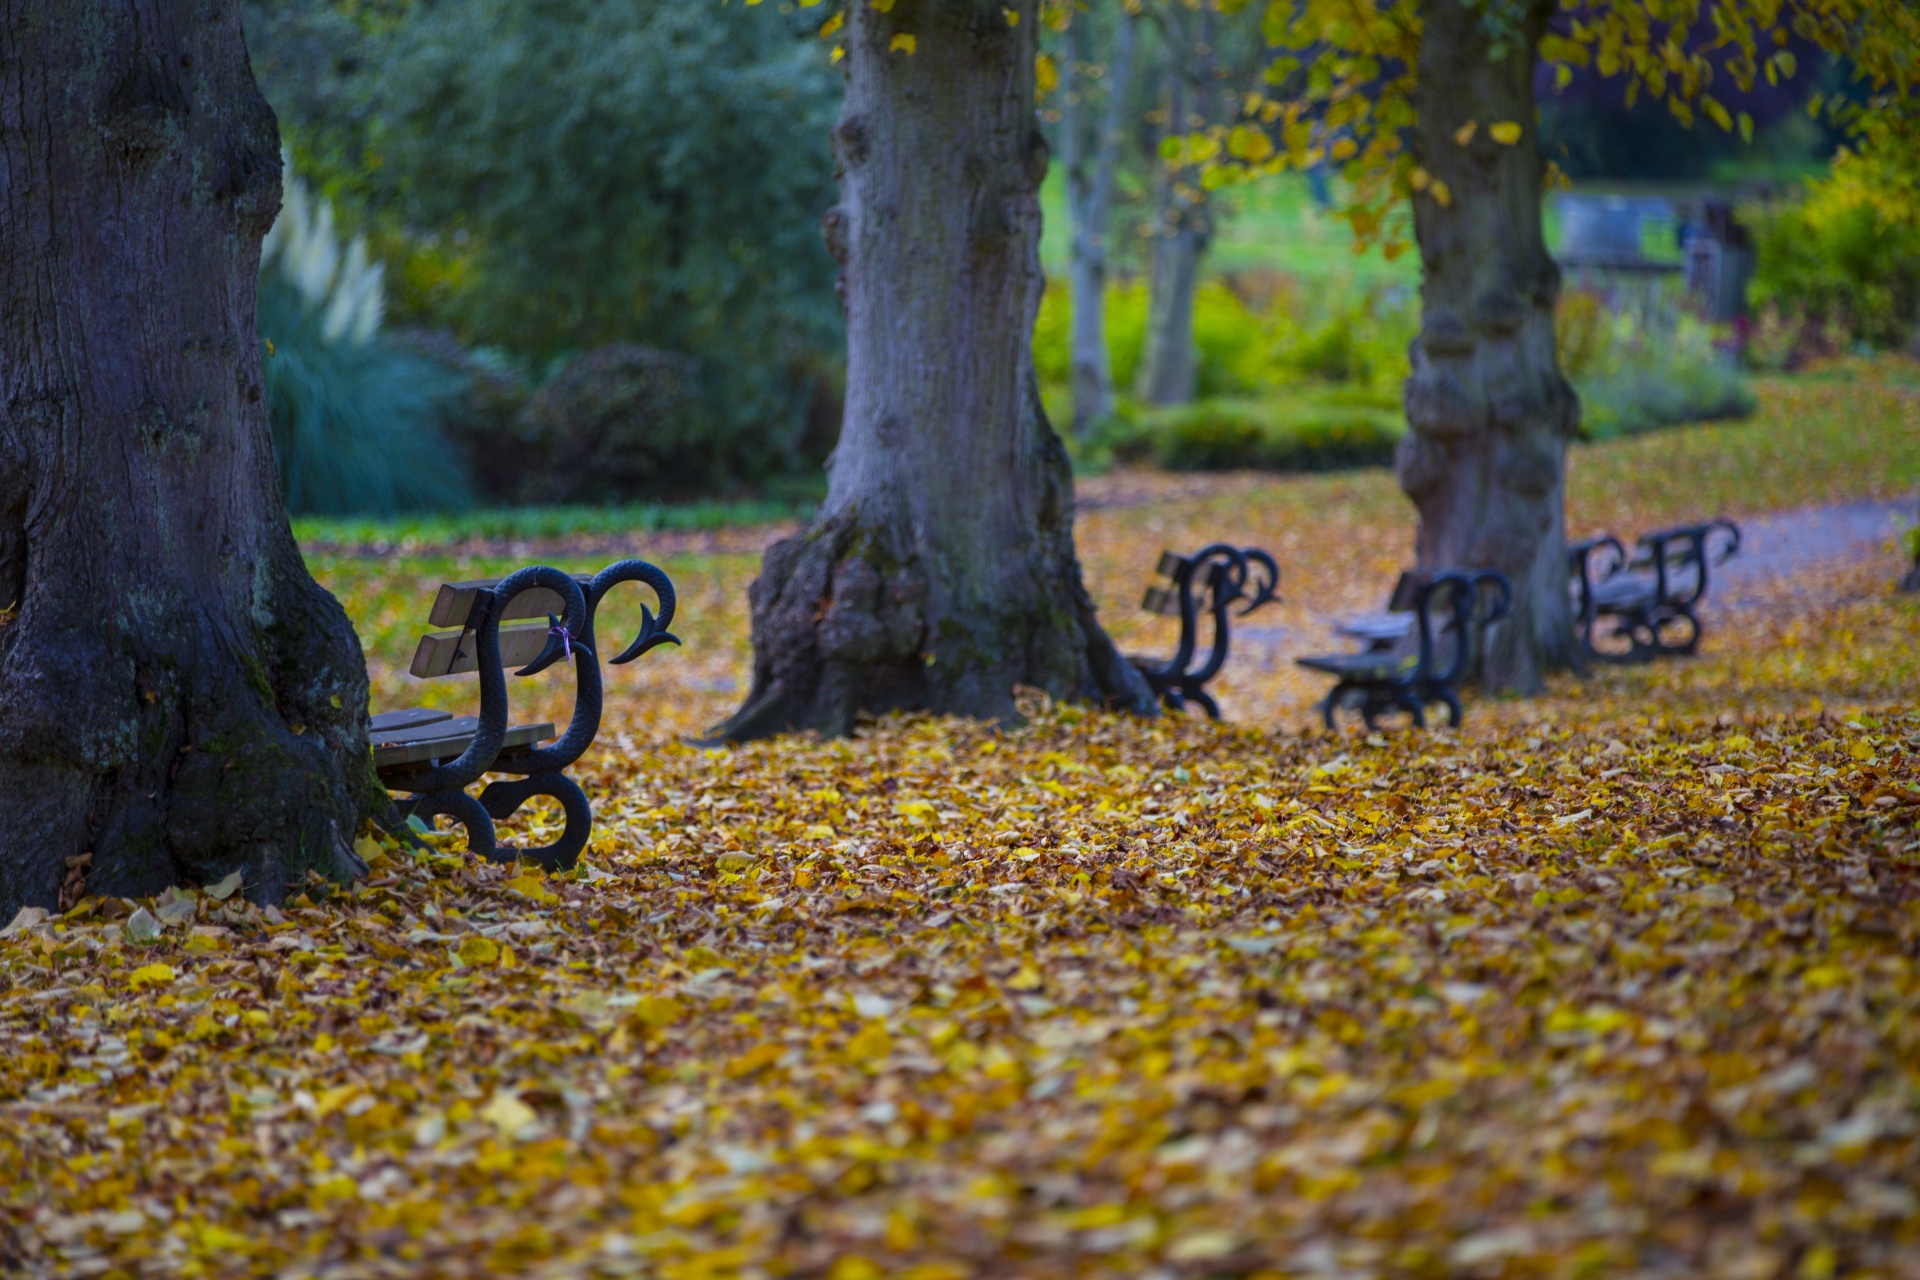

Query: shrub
1555 290 1755 439
1138 392 1404 472
503 346 719 505
1748 147 1920 350
259 170 471 516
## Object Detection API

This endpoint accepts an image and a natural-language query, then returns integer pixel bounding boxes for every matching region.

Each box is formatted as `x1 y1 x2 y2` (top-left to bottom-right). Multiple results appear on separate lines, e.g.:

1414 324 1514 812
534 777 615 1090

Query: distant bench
1297 569 1511 729
1127 544 1279 718
372 560 678 869
1569 519 1739 662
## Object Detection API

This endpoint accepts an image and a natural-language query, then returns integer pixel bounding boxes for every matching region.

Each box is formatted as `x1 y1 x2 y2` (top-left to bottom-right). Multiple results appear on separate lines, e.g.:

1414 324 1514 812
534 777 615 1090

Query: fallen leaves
2 691 1918 1276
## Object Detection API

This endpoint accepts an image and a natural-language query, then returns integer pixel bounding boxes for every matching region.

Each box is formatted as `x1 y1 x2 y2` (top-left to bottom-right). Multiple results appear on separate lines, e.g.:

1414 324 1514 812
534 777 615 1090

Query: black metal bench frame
371 559 677 870
1569 519 1739 663
1298 570 1512 730
1128 544 1278 719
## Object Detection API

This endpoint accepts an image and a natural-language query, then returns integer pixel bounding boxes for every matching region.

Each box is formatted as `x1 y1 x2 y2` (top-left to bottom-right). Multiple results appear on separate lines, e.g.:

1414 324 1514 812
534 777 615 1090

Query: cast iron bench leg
479 773 593 872
397 790 498 860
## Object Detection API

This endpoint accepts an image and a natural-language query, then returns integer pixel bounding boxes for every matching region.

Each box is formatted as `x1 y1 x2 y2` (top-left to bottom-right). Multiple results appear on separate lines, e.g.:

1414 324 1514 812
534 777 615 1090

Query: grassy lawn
4 365 1918 1278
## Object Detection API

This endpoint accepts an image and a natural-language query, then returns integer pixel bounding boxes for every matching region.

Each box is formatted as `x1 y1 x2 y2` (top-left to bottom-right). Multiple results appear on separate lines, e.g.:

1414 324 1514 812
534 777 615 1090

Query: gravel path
1710 494 1913 598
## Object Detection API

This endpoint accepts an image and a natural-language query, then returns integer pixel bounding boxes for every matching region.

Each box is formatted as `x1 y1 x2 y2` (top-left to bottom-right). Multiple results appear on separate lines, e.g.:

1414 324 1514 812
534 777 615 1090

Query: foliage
1126 393 1404 472
1556 289 1756 438
1035 275 1416 405
248 0 845 488
258 171 471 517
1749 143 1920 349
491 346 718 506
5 652 1920 1273
1215 0 1920 254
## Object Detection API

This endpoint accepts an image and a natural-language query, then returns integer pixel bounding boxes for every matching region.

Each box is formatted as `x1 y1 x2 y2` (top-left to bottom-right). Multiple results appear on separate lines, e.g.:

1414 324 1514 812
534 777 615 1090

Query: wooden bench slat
1140 585 1181 617
409 622 552 679
372 717 556 770
428 575 593 628
369 707 453 734
1154 550 1185 580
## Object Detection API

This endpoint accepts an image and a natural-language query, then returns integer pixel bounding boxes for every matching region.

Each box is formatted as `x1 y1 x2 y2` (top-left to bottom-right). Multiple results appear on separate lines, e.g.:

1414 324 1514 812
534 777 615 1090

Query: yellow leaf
1453 120 1478 146
1035 52 1057 96
819 11 844 37
1007 962 1043 992
1430 179 1452 207
504 873 557 905
455 936 500 967
845 1022 891 1063
830 1258 884 1280
889 32 916 54
633 995 684 1027
1003 6 1018 25
869 0 896 10
480 1092 538 1140
1489 121 1523 145
126 962 175 990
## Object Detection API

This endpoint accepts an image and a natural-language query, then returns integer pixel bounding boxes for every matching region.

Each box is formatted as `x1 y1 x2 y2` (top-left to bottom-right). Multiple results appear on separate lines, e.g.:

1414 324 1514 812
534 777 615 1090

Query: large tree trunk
1062 8 1136 438
0 0 382 920
713 0 1155 740
1399 0 1580 692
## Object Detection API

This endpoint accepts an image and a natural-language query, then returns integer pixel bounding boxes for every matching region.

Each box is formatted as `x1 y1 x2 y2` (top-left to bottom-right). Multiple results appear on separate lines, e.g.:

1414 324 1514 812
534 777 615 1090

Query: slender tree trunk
1063 8 1136 438
714 0 1144 740
1134 18 1213 408
0 0 382 920
1400 0 1580 692
1135 212 1209 405
714 0 1155 741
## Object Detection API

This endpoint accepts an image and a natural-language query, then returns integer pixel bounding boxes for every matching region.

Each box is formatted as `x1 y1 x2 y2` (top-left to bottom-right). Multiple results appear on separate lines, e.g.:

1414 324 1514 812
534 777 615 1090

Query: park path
1711 494 1914 611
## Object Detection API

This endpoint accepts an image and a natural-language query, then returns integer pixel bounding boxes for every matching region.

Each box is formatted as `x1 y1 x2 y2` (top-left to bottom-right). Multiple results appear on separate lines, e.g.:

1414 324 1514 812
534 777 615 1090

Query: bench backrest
409 574 593 678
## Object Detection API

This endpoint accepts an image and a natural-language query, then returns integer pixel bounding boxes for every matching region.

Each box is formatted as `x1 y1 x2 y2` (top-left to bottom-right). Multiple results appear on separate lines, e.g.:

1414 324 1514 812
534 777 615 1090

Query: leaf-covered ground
3 366 1920 1278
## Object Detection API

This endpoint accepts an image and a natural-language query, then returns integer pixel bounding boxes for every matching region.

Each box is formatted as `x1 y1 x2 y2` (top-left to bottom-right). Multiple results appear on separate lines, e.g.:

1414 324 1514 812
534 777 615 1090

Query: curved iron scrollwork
1130 544 1279 719
1301 569 1512 731
1570 519 1739 663
392 558 678 870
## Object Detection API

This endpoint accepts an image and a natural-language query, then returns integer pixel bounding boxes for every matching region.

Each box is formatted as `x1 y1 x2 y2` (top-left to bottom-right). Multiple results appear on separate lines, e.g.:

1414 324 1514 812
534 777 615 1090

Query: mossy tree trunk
1399 0 1580 692
714 0 1155 740
0 0 383 920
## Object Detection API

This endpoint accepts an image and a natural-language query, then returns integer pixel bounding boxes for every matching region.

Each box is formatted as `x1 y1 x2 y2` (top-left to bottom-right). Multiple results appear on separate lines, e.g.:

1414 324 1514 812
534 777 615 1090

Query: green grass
291 493 819 549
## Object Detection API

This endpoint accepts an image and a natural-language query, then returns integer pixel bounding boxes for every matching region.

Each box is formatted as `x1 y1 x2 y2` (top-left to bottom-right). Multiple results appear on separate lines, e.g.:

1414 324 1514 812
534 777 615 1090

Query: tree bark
1062 7 1136 438
1399 0 1580 693
1134 16 1214 409
0 0 382 920
713 0 1155 740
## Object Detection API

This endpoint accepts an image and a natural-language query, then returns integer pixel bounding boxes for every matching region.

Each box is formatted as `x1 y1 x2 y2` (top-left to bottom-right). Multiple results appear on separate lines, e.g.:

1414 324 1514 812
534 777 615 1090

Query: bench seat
1295 651 1417 681
371 711 556 772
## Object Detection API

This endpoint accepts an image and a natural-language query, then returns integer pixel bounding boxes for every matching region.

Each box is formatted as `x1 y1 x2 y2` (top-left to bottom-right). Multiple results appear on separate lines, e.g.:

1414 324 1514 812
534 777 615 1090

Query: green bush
246 0 843 491
1034 273 1417 413
1554 290 1755 439
1134 392 1404 472
259 172 471 517
1749 148 1920 350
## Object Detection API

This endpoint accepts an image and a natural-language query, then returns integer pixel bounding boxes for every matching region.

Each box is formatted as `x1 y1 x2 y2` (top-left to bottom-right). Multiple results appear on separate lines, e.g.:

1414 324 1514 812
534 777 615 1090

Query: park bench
1297 569 1512 730
1568 519 1739 662
1128 544 1279 718
371 559 678 870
